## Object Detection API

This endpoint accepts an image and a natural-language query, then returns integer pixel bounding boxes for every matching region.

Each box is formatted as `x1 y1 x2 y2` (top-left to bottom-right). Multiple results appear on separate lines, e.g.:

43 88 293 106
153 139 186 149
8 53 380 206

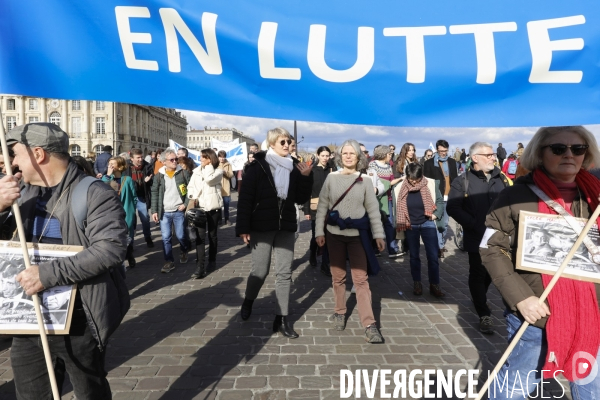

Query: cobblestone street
0 192 569 399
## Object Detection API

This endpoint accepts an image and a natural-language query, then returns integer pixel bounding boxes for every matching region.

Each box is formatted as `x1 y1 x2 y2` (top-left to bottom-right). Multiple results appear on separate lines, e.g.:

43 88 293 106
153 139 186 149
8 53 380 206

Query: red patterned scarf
533 168 600 381
396 178 436 231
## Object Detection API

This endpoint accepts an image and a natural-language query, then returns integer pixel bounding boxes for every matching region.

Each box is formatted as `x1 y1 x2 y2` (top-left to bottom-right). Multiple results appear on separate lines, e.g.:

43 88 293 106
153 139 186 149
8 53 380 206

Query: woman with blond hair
102 156 138 268
315 139 386 343
482 126 600 399
236 127 313 338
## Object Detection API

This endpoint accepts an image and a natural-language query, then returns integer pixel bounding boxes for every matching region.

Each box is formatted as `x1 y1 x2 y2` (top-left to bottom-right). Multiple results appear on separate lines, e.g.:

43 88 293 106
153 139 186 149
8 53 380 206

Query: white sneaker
351 285 356 294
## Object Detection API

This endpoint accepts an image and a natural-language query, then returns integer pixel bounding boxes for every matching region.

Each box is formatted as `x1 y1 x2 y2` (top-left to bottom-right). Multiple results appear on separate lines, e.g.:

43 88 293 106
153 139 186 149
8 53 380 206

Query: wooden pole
0 116 60 400
474 204 600 399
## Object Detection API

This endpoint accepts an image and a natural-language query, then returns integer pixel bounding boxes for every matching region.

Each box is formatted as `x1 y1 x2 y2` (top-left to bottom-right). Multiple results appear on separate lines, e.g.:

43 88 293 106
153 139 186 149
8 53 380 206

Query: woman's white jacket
187 164 224 211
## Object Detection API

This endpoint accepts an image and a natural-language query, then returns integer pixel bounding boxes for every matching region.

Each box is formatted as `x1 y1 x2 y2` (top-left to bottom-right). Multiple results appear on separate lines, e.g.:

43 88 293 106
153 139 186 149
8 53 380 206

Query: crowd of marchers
0 122 598 399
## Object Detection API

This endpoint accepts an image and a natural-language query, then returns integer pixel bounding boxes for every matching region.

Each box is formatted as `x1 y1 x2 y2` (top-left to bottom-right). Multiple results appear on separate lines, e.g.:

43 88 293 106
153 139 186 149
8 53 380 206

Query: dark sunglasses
166 158 177 162
543 143 589 156
362 151 369 154
279 139 292 146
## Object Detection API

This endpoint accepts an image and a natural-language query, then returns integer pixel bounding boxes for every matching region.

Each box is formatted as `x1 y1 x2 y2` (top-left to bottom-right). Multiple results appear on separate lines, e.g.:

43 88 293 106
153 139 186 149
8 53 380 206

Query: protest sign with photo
0 241 82 334
516 211 600 284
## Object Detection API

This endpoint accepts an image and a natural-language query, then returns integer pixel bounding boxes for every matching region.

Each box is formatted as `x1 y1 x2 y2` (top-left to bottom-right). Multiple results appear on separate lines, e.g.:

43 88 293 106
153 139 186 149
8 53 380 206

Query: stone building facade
187 127 256 152
1 95 187 157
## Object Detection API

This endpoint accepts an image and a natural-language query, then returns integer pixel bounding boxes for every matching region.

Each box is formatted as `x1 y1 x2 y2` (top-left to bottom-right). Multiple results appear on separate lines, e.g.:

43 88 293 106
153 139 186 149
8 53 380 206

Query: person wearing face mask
236 128 313 338
447 142 512 335
217 150 234 226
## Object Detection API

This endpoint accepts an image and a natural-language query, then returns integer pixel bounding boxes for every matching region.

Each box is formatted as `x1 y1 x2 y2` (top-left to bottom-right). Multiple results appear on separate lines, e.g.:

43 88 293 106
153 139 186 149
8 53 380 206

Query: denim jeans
136 198 151 240
160 210 188 262
405 220 440 284
436 201 448 249
222 196 231 221
310 219 329 265
490 312 600 399
11 310 111 399
387 199 400 252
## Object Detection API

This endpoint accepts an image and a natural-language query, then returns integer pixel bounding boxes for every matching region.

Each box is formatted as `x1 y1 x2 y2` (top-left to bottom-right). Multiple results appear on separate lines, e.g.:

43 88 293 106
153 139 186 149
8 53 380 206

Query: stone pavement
0 192 569 400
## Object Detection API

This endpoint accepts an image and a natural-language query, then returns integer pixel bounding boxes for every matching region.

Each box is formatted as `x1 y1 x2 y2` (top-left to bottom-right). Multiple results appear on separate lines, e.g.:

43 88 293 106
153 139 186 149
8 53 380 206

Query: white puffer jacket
187 164 224 211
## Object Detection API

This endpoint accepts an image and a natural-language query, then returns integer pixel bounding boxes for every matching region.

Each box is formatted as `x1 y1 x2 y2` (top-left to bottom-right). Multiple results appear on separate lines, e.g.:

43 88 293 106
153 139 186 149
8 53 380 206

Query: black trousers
11 309 111 399
187 209 219 262
468 251 492 317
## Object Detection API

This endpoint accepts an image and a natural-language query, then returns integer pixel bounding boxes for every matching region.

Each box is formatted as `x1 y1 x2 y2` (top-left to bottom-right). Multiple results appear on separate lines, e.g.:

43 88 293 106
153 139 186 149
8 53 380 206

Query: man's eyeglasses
279 139 292 146
474 153 496 159
543 143 589 156
362 151 369 155
166 158 177 163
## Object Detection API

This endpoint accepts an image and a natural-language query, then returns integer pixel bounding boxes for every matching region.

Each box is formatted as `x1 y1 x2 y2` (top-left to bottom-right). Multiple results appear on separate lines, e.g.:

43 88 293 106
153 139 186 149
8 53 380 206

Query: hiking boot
330 313 345 330
413 281 423 296
161 262 175 273
479 316 494 335
180 251 188 264
365 325 383 343
429 284 445 298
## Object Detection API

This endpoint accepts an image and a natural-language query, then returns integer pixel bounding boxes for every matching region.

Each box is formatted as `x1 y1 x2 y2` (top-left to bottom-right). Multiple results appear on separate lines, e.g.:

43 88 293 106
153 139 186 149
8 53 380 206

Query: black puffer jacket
447 166 511 252
302 164 331 219
236 151 313 234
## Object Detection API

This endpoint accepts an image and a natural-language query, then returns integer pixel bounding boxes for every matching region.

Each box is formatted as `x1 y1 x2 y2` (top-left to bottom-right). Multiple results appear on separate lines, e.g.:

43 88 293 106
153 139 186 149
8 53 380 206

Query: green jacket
102 175 138 238
150 166 190 220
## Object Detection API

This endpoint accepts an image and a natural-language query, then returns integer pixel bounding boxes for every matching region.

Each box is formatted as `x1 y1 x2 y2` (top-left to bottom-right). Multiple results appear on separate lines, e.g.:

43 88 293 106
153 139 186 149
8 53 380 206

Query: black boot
190 258 206 279
309 249 317 267
241 298 254 321
273 315 299 338
321 262 332 277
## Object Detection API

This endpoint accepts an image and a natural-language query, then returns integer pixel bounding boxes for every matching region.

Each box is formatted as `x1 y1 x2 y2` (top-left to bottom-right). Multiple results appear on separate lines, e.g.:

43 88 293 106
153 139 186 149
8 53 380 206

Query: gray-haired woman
236 127 313 338
315 139 386 343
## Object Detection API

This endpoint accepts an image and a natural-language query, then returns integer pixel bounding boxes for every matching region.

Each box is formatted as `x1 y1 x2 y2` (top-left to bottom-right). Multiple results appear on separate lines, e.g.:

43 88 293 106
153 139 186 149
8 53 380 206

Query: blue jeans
222 196 231 221
387 199 400 253
436 200 448 249
160 210 188 262
490 312 600 399
405 220 440 284
136 198 151 240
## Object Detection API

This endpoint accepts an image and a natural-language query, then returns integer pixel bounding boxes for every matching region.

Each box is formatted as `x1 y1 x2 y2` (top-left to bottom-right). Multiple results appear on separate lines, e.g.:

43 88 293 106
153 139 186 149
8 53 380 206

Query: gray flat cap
6 122 69 154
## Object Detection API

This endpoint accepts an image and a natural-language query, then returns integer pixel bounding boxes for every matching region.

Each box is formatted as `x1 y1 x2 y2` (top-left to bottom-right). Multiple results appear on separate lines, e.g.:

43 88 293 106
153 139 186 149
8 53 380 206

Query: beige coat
219 161 234 196
187 165 224 211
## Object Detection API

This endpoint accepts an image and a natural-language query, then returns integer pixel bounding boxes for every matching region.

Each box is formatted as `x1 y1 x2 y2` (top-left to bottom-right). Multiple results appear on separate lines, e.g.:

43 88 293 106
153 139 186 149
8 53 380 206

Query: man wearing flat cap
0 122 129 399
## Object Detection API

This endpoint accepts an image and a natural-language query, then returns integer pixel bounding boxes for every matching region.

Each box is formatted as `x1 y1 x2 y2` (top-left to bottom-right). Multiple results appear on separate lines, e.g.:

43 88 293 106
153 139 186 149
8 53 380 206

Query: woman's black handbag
186 208 207 228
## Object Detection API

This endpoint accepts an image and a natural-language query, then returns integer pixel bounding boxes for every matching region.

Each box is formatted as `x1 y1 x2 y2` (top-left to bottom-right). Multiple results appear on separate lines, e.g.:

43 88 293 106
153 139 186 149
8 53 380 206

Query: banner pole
474 204 600 400
0 113 60 400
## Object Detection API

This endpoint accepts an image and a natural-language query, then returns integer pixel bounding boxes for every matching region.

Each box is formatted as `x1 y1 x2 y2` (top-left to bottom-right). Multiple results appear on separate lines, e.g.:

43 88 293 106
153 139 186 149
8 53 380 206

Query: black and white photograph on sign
0 241 82 334
517 211 600 284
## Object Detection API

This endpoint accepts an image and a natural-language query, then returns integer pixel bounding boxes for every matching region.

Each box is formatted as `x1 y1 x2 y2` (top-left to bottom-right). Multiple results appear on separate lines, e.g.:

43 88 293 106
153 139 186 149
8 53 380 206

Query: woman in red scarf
481 126 600 399
395 163 445 297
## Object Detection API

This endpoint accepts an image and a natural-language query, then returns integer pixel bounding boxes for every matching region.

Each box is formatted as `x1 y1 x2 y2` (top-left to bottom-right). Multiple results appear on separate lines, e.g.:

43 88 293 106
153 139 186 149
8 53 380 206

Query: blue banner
1 1 600 127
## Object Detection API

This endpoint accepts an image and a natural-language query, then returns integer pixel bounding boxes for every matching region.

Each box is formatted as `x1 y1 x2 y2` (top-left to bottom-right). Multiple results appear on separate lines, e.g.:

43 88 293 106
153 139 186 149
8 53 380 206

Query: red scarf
396 178 436 231
533 169 600 381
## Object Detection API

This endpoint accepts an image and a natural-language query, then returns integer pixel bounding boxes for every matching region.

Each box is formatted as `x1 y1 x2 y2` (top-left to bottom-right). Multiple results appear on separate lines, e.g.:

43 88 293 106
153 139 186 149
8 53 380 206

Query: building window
6 99 15 111
94 144 104 153
29 99 38 110
96 117 105 134
72 100 81 111
72 117 81 138
71 145 81 156
6 117 16 130
95 101 105 111
49 112 61 127
29 116 39 123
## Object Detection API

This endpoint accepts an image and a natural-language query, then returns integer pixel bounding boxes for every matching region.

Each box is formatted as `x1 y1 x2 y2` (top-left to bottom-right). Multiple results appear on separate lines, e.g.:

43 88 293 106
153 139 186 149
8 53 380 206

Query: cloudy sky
181 110 600 156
